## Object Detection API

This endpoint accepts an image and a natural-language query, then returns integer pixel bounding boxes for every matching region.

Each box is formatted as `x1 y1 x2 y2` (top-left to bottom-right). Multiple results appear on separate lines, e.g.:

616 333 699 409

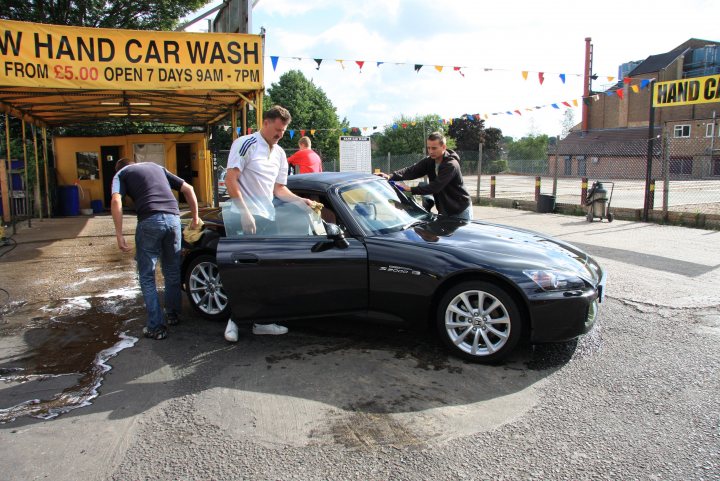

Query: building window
713 157 720 176
670 157 693 175
673 125 691 138
706 123 715 138
576 156 587 176
564 156 572 175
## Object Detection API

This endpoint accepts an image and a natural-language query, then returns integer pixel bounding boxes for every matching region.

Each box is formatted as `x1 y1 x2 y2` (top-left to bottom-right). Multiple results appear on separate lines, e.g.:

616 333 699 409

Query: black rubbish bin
537 194 556 213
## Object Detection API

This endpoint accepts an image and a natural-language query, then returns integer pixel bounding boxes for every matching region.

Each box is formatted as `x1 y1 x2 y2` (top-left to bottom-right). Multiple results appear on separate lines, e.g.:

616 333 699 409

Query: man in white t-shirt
223 105 313 342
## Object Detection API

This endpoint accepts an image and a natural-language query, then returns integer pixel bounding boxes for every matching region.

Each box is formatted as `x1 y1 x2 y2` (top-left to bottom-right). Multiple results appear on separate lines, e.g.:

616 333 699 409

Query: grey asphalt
0 207 718 480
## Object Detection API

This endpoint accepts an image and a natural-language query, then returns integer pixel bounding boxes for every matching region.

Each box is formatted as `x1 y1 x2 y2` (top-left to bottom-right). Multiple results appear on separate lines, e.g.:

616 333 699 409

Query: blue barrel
58 185 80 216
91 199 103 213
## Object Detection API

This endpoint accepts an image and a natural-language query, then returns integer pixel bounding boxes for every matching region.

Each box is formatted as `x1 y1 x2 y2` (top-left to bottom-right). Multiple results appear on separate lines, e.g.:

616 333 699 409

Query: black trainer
143 326 168 340
166 312 180 326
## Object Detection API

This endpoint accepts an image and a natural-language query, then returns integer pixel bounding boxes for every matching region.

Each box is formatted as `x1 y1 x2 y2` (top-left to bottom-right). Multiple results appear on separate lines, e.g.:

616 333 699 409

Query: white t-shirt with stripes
226 132 289 220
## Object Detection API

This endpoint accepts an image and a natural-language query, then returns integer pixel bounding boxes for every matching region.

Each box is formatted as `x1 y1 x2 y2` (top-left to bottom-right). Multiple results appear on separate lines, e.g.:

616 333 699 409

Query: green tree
447 117 484 151
506 134 550 160
2 0 210 30
374 114 444 155
265 70 345 162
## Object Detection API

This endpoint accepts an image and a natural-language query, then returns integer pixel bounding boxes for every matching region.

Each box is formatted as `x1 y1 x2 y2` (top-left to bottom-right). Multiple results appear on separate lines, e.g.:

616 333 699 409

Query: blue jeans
135 213 182 330
451 203 474 221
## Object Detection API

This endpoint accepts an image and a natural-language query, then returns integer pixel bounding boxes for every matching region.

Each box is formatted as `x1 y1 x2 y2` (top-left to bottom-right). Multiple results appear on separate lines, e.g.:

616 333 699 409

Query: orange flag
631 85 639 93
522 71 528 80
310 129 316 136
435 65 443 72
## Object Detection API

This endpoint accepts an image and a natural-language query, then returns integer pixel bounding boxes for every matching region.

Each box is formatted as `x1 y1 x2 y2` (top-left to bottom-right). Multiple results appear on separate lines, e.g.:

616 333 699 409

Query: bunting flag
514 110 522 116
401 123 408 128
605 90 615 96
631 85 640 93
506 111 513 115
300 129 306 137
435 65 443 72
289 130 295 139
392 123 398 129
314 59 322 70
454 66 465 77
377 61 384 67
356 61 365 72
572 99 578 107
484 114 489 119
414 64 423 73
538 72 545 85
559 73 566 84
237 127 242 135
552 103 560 109
623 77 632 85
583 97 592 106
336 59 345 70
411 121 417 126
310 129 316 136
616 89 624 100
607 76 615 82
247 128 252 134
271 56 279 72
640 79 651 89
591 74 599 80
562 101 571 107
341 128 347 133
522 71 528 80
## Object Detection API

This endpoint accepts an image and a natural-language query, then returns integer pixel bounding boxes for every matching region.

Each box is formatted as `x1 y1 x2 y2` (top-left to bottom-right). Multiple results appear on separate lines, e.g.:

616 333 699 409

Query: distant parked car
181 172 605 363
217 167 227 199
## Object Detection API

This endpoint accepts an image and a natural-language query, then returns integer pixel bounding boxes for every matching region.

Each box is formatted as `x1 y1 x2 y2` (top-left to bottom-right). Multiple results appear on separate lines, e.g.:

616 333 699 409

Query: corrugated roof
627 50 688 77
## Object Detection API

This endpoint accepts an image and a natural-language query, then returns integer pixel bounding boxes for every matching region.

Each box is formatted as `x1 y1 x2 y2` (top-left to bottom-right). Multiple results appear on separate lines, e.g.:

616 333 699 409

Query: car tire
185 253 231 321
436 281 522 363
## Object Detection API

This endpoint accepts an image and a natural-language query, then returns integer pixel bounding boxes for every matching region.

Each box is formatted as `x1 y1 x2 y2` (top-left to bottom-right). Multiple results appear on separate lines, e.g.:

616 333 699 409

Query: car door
216 202 368 322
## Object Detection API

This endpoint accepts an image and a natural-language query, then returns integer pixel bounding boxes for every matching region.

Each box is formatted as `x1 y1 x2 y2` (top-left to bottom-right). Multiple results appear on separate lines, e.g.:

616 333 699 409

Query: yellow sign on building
653 73 720 107
0 19 263 90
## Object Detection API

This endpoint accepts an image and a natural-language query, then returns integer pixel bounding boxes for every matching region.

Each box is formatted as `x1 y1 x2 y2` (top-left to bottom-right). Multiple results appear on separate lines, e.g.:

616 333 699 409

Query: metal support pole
21 121 30 227
475 143 483 201
552 135 559 197
643 97 656 222
2 113 12 224
662 130 670 219
41 127 50 218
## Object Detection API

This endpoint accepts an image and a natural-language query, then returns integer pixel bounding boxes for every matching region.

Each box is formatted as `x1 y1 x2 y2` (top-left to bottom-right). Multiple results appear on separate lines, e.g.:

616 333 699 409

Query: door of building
176 143 193 203
100 146 121 209
577 157 587 177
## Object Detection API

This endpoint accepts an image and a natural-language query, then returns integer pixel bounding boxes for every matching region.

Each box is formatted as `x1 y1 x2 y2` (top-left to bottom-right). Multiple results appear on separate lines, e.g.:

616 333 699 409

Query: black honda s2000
181 172 605 363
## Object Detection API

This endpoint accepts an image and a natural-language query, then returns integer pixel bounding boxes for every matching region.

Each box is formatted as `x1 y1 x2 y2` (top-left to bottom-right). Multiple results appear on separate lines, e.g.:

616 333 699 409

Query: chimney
582 37 593 131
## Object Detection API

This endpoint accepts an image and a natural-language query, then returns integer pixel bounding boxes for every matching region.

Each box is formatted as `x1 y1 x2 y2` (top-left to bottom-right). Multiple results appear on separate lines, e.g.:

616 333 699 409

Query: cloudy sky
186 0 719 139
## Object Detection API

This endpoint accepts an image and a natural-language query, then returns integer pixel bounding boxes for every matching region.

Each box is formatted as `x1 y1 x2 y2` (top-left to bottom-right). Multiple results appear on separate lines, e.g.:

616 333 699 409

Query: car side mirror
325 223 350 248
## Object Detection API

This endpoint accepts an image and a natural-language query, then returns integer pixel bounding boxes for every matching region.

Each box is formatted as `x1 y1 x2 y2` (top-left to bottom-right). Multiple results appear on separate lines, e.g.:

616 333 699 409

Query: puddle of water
0 292 143 423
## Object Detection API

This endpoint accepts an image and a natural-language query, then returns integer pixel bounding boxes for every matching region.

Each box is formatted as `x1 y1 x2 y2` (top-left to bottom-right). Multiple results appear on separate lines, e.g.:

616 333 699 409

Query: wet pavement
0 210 718 480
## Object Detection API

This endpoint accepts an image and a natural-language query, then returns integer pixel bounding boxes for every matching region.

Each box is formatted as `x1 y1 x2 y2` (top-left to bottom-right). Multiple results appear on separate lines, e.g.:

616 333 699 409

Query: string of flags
266 55 618 83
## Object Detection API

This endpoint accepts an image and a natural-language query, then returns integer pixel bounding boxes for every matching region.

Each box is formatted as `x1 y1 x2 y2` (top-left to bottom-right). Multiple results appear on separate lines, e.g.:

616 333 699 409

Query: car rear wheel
185 253 230 321
436 281 522 363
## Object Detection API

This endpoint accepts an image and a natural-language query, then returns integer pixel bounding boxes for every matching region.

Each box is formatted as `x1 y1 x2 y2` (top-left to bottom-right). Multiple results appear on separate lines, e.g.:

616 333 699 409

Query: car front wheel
185 253 230 321
436 281 522 363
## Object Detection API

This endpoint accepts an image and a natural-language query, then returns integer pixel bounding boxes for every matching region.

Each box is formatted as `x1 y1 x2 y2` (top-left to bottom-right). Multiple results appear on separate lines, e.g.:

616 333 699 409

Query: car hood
384 218 602 283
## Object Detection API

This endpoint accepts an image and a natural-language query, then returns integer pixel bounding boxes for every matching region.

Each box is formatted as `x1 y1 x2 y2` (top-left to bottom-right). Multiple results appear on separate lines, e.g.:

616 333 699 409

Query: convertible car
181 172 605 363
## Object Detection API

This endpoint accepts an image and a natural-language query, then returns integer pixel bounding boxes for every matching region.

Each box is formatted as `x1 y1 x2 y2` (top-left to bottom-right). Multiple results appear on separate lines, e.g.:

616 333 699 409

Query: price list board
339 136 372 173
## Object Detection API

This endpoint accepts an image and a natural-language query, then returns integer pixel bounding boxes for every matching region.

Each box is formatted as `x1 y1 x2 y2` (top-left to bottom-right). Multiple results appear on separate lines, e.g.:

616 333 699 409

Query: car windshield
339 179 431 234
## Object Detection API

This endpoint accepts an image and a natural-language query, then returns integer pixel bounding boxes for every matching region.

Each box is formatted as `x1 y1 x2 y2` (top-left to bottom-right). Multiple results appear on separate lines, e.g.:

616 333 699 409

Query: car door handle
231 253 259 264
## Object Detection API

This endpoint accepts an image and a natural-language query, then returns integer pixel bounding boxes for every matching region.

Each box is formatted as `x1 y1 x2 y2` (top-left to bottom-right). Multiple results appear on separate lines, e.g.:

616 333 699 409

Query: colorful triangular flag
640 79 651 89
623 77 632 85
270 56 279 71
559 73 566 84
414 64 423 73
551 103 560 109
376 61 384 67
336 59 345 70
631 85 640 93
356 61 364 72
538 72 545 85
314 59 322 70
514 110 522 116
454 66 464 77
289 129 295 139
435 65 443 72
616 89 624 100
572 99 578 107
310 129 316 136
522 71 528 80
300 130 306 137
562 101 571 107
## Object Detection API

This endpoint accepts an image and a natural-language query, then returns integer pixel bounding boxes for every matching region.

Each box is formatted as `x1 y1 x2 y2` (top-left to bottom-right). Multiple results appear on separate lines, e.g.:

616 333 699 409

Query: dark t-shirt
112 162 184 220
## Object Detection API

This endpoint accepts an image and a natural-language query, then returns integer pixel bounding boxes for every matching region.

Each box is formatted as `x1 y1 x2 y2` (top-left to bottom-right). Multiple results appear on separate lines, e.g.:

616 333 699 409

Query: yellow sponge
183 219 205 244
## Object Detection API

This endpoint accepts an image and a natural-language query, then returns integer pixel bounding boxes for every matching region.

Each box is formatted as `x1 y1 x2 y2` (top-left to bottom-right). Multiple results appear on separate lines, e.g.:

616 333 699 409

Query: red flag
300 130 306 137
514 110 522 116
562 101 571 107
356 61 364 71
247 128 253 134
623 77 632 85
453 66 465 77
616 89 624 100
401 123 408 129
538 72 545 85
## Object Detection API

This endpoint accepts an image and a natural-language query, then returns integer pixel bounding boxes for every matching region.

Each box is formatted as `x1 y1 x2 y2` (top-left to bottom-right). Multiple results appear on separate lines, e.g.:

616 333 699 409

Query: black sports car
181 172 605 363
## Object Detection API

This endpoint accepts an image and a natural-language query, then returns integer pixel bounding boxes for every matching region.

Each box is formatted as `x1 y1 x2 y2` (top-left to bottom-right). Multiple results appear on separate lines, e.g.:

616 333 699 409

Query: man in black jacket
377 132 473 220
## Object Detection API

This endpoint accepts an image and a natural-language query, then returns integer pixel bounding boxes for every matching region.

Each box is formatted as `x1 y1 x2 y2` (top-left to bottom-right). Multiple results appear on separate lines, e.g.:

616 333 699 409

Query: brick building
551 39 720 179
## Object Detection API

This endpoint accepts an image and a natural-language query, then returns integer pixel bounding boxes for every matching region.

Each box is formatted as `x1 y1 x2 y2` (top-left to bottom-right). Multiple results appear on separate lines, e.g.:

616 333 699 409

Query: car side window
221 201 323 238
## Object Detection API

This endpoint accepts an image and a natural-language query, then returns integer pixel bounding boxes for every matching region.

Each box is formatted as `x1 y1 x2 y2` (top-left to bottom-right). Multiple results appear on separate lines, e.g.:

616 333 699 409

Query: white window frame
673 124 691 138
706 123 715 138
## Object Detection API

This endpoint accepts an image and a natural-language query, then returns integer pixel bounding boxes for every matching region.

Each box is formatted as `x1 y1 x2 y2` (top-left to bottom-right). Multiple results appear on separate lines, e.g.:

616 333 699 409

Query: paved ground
0 208 718 480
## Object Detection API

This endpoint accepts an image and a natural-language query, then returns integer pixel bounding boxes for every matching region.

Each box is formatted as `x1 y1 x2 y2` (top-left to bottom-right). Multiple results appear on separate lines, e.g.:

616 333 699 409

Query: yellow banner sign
0 19 263 90
653 74 720 107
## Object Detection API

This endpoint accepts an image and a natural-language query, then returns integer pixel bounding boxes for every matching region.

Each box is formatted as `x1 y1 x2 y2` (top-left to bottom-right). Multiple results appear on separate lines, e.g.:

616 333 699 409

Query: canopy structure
0 19 264 222
0 19 263 127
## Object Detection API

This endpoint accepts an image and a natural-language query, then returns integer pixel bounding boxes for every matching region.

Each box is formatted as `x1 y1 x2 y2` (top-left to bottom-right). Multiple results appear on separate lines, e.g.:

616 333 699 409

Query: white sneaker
252 323 288 335
224 319 239 342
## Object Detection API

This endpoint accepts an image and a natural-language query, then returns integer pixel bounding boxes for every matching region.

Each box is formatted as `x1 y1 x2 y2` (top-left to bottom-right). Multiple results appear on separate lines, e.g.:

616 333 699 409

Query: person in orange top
287 136 323 174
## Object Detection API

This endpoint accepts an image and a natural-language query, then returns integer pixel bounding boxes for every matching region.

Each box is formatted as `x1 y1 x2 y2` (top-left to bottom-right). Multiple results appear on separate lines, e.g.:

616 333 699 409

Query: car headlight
523 270 586 291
